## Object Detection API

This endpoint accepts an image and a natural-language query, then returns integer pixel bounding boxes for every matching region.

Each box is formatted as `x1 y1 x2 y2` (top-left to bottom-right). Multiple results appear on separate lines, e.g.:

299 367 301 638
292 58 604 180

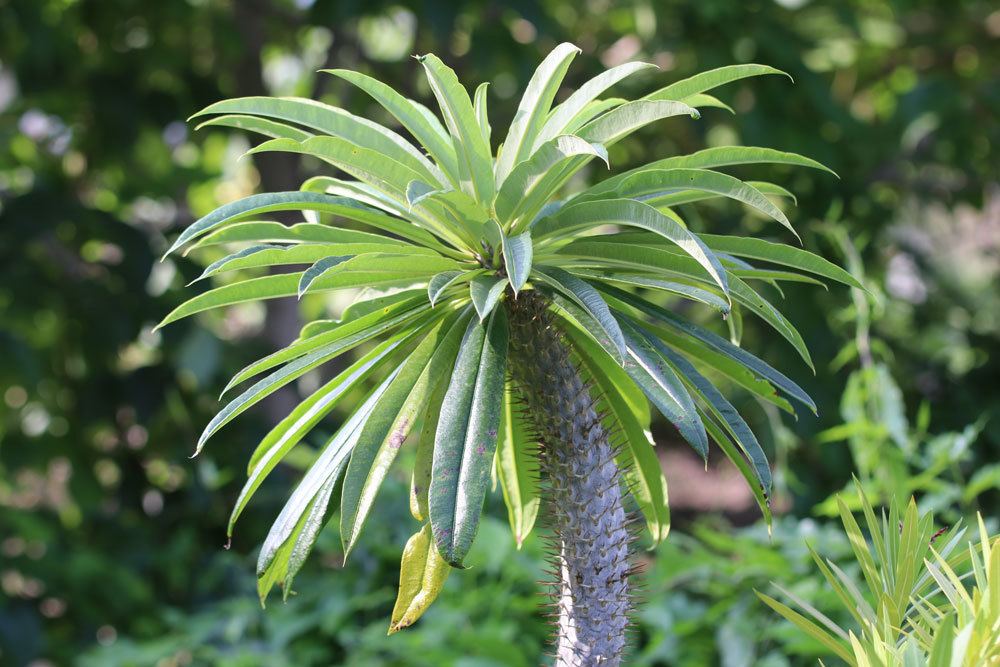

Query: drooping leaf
533 266 626 359
728 274 814 370
196 114 314 141
224 297 432 394
158 273 302 329
632 322 772 495
495 381 540 548
429 308 509 566
297 253 464 298
601 284 816 413
680 94 734 114
536 198 730 297
410 376 448 522
256 372 396 602
574 270 730 313
388 523 452 634
617 318 708 458
700 234 863 289
600 168 799 239
340 311 470 556
195 313 440 455
229 334 410 535
577 99 699 146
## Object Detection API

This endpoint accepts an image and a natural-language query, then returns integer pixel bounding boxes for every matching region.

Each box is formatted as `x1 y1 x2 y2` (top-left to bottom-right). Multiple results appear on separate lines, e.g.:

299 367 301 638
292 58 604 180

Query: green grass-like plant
759 480 1000 666
161 43 855 665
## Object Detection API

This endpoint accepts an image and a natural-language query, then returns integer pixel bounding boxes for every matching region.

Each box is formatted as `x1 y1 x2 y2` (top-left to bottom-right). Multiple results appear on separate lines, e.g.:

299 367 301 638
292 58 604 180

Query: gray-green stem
508 293 630 667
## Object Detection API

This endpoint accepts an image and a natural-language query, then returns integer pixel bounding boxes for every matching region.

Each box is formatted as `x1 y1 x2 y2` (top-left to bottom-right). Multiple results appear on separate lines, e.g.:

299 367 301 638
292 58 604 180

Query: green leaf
603 168 798 239
617 318 708 458
495 381 540 548
575 270 730 313
702 417 773 526
500 230 533 294
195 244 427 283
158 273 301 329
756 591 853 664
191 95 444 186
429 308 509 566
164 191 440 256
186 221 411 253
648 145 837 177
729 274 814 370
536 198 730 297
256 373 395 601
577 100 699 146
196 114 314 141
229 335 408 535
256 472 338 604
636 324 772 495
248 137 430 211
197 316 437 455
223 298 432 394
642 180 797 208
469 274 508 321
533 266 626 359
680 94 734 114
495 42 580 184
298 253 464 298
473 82 491 145
563 98 626 134
700 234 863 289
427 269 480 307
410 376 448 522
600 284 815 413
388 523 452 634
338 287 427 323
323 69 461 185
535 61 658 149
563 323 670 545
494 134 608 226
645 64 790 101
296 255 356 297
340 311 470 555
417 54 495 204
406 180 438 207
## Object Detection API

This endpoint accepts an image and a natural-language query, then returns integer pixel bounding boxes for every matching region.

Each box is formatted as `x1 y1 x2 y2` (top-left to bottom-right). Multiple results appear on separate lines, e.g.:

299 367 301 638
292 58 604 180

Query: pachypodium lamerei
160 43 857 665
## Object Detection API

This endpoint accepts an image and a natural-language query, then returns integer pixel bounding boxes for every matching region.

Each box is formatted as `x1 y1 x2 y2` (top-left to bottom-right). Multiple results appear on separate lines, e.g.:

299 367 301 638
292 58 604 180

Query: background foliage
0 1 997 665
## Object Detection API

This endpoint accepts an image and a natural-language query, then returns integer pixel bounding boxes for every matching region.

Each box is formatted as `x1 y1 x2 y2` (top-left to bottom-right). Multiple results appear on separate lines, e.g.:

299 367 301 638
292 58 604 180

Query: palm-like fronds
161 44 855 623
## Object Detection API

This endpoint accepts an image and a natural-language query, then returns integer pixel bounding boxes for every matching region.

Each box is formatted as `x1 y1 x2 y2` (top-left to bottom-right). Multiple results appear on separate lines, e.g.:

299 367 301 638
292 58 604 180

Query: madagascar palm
160 44 858 665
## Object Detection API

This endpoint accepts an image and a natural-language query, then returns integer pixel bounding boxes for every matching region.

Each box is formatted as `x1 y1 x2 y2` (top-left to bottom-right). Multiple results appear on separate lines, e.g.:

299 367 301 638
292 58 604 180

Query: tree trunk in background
232 1 302 421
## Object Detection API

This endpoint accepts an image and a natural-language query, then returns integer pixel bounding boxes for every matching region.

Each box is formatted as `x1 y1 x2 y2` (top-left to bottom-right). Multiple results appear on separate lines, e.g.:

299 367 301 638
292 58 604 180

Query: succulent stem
508 293 630 667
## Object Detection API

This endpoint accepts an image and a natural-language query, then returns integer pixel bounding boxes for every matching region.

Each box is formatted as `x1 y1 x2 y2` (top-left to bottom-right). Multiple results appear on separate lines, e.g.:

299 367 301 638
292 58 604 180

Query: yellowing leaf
388 523 451 634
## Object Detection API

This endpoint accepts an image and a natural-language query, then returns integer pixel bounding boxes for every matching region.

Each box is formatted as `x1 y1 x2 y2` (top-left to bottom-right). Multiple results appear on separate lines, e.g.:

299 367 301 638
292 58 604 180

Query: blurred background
0 1 998 665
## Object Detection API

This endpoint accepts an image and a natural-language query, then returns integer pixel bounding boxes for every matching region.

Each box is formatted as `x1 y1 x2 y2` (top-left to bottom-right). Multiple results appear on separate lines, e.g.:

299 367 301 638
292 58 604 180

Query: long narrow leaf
429 308 509 566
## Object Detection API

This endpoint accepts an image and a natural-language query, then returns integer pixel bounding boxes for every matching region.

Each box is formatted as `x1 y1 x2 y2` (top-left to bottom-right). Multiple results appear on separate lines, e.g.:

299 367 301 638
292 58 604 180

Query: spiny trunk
508 293 631 667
